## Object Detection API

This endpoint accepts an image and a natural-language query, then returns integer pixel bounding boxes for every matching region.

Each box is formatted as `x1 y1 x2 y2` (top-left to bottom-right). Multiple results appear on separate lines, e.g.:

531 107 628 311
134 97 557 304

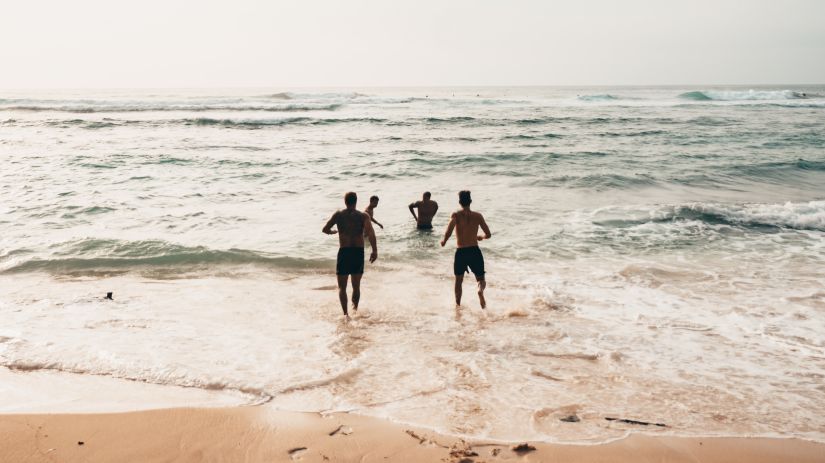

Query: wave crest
1 239 328 276
596 200 825 232
679 90 807 101
577 94 621 102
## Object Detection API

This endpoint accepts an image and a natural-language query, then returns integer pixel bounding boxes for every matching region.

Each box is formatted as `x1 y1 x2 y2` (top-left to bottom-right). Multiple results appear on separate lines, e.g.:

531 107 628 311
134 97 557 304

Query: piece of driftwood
605 417 667 427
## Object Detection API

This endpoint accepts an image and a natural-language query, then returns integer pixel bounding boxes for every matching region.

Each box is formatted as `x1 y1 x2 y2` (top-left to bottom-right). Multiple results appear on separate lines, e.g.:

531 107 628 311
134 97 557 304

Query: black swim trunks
336 247 365 275
417 223 433 230
454 246 485 278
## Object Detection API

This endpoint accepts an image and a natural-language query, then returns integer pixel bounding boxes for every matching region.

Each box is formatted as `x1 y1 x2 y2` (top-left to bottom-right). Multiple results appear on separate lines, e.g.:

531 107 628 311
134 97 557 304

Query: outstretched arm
322 212 338 235
440 213 456 247
408 202 418 222
370 216 383 229
478 214 492 240
363 214 378 262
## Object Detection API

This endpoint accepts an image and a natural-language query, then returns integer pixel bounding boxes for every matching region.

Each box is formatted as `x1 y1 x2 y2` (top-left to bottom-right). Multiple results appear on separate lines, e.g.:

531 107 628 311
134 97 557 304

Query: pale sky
2 0 824 88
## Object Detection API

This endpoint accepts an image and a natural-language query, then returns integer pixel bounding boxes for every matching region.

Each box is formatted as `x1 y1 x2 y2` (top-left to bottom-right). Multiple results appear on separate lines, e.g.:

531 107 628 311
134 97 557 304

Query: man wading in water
365 195 384 230
323 192 378 320
441 190 491 308
409 191 439 229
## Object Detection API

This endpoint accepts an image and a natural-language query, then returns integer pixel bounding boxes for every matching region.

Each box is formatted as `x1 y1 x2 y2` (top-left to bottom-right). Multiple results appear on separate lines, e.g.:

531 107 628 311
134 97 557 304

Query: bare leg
454 274 464 307
351 273 362 313
476 277 486 309
337 274 349 318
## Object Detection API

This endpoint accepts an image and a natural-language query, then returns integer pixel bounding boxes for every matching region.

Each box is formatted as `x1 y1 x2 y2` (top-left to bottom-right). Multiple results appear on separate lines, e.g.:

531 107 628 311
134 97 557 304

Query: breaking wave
577 94 621 102
1 239 328 276
595 200 825 232
679 90 808 101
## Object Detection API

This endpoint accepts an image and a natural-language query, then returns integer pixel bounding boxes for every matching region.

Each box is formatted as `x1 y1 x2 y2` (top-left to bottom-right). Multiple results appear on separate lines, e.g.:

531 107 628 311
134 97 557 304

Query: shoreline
4 366 825 450
3 406 825 463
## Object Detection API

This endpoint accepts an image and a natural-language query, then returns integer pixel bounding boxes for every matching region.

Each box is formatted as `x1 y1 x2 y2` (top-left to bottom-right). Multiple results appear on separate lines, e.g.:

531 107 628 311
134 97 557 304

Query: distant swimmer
365 195 384 230
408 191 439 230
323 192 378 320
440 190 491 309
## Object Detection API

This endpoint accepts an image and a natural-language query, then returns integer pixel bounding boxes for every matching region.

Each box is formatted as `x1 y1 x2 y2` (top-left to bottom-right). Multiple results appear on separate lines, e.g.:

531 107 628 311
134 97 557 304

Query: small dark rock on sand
512 443 536 454
560 414 580 422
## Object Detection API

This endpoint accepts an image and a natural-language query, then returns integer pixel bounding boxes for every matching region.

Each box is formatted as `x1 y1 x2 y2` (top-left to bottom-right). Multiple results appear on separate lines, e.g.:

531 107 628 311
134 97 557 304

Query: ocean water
1 86 824 443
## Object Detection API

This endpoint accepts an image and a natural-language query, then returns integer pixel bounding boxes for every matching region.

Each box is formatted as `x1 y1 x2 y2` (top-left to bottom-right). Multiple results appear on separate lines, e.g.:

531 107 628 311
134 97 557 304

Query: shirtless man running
440 190 492 308
408 191 439 229
323 192 378 320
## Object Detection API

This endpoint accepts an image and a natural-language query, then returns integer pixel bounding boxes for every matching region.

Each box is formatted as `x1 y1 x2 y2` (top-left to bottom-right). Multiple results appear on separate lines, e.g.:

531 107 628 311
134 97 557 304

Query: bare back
452 209 489 248
415 200 438 226
335 209 367 247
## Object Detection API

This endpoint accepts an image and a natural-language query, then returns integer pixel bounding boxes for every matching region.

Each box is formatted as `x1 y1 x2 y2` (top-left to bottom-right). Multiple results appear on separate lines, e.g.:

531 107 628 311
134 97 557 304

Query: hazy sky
2 0 824 88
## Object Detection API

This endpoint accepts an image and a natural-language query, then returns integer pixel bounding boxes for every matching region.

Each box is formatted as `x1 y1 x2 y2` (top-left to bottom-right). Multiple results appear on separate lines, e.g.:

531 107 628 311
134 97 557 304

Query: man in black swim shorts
323 192 378 320
454 246 485 279
440 190 492 308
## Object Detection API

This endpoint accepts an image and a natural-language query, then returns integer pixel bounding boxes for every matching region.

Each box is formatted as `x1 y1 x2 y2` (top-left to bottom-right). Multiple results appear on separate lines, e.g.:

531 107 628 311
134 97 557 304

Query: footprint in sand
288 447 308 461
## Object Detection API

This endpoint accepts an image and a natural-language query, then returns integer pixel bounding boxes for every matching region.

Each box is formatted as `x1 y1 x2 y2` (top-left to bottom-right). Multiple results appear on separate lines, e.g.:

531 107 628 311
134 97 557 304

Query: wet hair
458 190 472 207
423 191 431 199
344 192 357 206
370 195 379 202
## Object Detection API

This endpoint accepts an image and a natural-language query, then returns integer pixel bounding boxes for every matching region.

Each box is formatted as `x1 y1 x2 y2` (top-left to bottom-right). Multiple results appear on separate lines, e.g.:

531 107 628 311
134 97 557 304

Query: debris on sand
328 425 353 436
448 440 479 463
512 443 536 454
404 429 448 448
605 417 667 427
288 447 307 460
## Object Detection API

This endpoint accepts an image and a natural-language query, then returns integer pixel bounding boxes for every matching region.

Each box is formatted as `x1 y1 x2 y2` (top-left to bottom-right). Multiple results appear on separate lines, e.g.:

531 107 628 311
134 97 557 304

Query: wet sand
2 407 824 463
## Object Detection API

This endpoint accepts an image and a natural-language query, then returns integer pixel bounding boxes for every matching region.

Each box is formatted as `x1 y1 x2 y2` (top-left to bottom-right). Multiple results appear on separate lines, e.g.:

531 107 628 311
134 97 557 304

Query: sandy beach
2 406 824 463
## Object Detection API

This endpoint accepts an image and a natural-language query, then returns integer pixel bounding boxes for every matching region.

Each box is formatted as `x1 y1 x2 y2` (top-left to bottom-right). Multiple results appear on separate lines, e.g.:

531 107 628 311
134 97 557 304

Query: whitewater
1 86 824 444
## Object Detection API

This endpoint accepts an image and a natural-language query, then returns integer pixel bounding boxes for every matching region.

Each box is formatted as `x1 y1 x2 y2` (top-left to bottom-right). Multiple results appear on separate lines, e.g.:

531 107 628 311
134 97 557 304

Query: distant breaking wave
577 94 621 102
679 90 808 101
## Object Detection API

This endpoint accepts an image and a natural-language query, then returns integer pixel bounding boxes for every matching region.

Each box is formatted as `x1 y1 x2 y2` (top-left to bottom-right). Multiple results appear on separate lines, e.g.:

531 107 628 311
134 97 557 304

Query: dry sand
1 407 824 463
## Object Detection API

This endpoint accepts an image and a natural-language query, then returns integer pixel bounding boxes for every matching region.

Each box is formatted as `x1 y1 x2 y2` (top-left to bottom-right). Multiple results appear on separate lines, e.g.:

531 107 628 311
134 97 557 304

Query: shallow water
1 86 824 443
